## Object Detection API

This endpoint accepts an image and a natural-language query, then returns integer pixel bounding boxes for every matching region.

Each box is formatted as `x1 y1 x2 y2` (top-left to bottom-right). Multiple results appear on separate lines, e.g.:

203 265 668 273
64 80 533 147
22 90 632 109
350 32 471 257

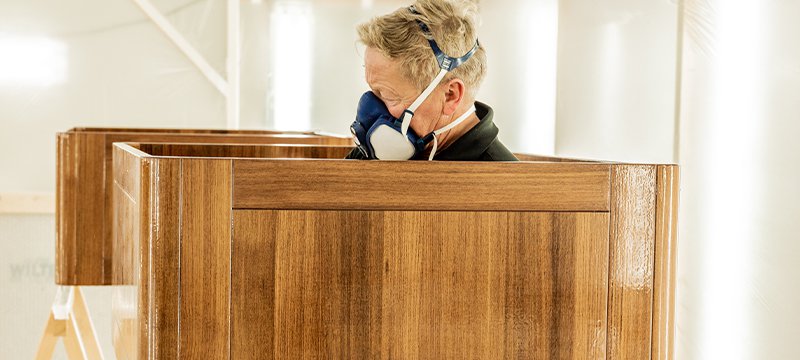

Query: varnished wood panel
109 141 678 359
136 160 152 360
143 159 181 360
652 166 679 360
233 161 611 212
56 128 352 285
179 159 233 359
234 210 609 359
102 135 348 280
111 144 143 286
383 211 609 359
73 132 108 284
136 143 353 159
55 133 72 284
70 127 301 134
111 193 138 360
111 144 143 360
103 133 350 148
607 165 658 359
230 211 277 360
270 211 385 359
500 212 610 359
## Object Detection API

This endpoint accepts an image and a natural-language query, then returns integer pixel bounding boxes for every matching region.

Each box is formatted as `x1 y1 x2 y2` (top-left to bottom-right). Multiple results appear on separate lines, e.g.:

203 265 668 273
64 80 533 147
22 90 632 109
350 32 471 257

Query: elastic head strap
426 105 477 161
401 5 481 136
408 5 481 71
401 68 448 136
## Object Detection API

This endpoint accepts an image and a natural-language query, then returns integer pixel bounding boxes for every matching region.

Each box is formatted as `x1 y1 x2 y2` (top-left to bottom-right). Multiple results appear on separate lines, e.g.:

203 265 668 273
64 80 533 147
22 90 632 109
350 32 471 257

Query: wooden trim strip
607 165 658 359
75 132 107 285
138 158 152 360
233 160 611 212
67 127 328 136
179 159 233 359
133 143 353 159
145 158 182 359
651 165 679 360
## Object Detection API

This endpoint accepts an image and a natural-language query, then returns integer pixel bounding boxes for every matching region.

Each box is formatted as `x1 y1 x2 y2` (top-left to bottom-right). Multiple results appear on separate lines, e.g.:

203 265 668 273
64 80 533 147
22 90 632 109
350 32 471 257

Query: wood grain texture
233 210 609 359
233 160 611 212
69 127 311 135
55 133 73 284
56 128 352 286
108 141 678 359
271 211 385 360
384 211 609 359
111 144 143 360
231 211 277 360
607 165 658 359
102 136 349 284
143 158 182 360
111 144 142 286
136 143 353 159
75 132 109 285
652 166 679 360
179 159 233 359
135 159 150 360
103 133 351 148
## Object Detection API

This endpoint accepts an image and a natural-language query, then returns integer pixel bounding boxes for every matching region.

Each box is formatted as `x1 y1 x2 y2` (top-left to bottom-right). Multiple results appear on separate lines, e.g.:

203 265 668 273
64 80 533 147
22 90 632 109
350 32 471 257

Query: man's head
357 0 486 138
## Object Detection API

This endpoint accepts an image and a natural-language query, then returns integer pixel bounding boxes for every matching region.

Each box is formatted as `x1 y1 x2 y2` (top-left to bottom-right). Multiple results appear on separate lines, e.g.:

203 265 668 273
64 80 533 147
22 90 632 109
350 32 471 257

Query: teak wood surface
55 127 352 285
109 142 679 360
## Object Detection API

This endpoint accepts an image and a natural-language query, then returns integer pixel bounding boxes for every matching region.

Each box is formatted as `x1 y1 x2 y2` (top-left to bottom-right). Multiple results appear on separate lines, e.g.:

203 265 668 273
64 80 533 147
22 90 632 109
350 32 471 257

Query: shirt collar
418 101 498 161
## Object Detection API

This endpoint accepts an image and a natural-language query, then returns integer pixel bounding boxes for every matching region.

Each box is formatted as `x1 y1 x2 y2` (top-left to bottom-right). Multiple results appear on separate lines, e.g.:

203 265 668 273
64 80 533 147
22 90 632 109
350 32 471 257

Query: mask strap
427 104 477 161
401 5 481 137
401 68 448 136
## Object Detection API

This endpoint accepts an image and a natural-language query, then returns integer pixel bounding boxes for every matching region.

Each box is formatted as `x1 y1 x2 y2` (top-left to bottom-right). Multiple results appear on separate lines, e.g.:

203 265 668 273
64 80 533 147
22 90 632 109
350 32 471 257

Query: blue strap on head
408 5 480 72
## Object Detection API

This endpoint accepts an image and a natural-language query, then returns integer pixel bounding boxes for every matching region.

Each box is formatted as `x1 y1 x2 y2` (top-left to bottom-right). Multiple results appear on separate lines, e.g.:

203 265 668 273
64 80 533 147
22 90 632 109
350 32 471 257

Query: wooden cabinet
109 141 678 359
55 128 352 285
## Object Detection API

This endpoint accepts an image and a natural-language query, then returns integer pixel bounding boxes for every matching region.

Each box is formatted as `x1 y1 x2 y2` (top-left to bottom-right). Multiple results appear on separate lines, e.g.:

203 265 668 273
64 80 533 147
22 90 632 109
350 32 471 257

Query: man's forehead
364 47 413 93
365 47 396 74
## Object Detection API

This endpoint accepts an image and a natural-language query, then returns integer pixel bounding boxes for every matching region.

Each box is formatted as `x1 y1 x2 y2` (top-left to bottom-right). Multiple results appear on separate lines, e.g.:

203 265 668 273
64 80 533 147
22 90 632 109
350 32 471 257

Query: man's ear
442 78 466 116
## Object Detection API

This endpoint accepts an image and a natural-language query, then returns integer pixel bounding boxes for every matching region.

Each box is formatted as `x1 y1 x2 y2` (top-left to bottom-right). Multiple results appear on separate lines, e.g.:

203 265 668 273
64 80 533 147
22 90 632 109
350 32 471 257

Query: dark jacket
346 101 518 161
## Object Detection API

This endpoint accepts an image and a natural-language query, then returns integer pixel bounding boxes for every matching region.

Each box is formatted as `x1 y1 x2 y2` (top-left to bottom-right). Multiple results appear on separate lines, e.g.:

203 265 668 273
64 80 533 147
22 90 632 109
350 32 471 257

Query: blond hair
357 0 487 96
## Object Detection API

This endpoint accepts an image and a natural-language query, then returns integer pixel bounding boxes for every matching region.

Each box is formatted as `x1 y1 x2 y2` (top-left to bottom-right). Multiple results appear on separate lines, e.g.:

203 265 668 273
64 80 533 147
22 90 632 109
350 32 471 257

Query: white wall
479 0 559 155
0 0 228 193
677 1 800 358
555 0 679 163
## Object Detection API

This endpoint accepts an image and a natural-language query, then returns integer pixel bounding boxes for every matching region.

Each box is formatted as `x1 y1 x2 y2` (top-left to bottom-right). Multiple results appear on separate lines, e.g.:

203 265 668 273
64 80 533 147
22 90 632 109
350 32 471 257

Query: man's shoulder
481 138 519 161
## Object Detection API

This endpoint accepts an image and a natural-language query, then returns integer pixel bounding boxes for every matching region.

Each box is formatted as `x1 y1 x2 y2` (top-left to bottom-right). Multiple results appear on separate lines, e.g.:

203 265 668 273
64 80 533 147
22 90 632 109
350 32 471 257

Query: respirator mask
350 5 480 160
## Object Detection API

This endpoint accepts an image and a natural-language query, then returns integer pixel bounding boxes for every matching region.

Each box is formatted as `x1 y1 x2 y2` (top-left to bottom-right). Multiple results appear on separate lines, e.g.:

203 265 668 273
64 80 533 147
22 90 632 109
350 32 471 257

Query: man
348 0 518 161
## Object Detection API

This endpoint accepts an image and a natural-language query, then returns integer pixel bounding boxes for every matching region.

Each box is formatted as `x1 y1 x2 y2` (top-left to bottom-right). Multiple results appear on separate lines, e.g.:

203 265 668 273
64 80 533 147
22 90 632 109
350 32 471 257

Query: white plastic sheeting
479 0 559 155
555 0 679 163
677 0 800 359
